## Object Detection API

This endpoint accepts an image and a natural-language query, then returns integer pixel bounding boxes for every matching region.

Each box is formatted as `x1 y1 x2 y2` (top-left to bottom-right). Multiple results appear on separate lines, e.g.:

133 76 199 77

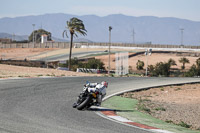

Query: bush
136 60 144 70
62 58 105 71
85 59 105 69
177 121 191 128
185 58 200 77
137 103 151 113
150 62 170 77
155 107 166 111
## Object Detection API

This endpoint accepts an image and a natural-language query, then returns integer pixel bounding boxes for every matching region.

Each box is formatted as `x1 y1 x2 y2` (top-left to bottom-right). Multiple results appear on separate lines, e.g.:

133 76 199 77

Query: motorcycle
73 81 107 110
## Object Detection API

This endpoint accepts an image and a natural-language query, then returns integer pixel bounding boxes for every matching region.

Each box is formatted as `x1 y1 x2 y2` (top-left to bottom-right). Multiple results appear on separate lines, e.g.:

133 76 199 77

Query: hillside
0 13 200 45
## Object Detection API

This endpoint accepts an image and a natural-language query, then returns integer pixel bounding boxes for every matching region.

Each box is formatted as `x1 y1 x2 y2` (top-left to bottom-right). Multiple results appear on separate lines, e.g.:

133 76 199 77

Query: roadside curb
98 107 173 133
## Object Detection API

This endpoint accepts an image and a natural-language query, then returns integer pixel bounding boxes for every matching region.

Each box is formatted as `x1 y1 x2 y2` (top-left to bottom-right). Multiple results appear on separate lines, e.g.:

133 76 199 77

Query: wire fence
1 42 200 49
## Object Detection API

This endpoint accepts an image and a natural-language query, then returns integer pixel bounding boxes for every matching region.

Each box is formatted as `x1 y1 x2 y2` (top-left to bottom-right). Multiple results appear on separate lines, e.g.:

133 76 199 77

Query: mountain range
0 13 200 45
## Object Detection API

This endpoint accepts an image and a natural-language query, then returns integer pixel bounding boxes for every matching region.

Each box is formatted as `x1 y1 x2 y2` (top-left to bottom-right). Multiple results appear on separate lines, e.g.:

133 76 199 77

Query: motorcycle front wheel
76 95 92 110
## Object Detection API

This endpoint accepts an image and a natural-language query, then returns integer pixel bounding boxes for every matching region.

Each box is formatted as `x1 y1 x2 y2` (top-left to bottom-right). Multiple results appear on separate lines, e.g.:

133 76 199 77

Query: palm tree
179 57 190 70
63 17 87 70
168 58 176 67
196 58 200 67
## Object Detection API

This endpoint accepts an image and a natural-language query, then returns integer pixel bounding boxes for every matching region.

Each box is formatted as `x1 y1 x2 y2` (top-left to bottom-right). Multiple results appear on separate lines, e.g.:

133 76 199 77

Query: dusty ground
0 48 57 60
0 64 100 78
0 48 105 78
121 84 200 130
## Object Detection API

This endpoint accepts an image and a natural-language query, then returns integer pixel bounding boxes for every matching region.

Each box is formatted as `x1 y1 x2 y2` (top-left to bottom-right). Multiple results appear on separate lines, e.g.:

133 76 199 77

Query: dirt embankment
0 64 100 78
0 48 105 78
121 84 200 130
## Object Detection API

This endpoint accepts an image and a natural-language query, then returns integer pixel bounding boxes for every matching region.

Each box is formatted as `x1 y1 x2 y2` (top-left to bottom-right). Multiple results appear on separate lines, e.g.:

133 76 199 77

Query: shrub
136 60 144 70
160 87 164 91
165 120 173 123
86 59 105 69
152 62 171 77
137 103 151 113
63 58 105 71
155 107 166 111
168 58 177 66
177 121 191 128
185 58 200 77
175 88 181 91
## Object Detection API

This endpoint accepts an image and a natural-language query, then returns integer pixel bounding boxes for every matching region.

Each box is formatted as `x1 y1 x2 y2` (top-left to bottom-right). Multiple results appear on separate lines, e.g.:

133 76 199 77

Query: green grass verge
102 96 200 133
82 52 114 58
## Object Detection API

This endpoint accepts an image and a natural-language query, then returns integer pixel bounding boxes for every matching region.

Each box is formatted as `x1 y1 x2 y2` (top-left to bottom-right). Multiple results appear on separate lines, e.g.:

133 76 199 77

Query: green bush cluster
60 58 105 71
185 58 200 77
147 57 200 77
177 121 191 128
148 58 176 77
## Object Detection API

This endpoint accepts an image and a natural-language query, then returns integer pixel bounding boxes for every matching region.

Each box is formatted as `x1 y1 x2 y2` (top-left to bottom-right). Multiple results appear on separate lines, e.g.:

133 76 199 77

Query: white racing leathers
87 83 106 105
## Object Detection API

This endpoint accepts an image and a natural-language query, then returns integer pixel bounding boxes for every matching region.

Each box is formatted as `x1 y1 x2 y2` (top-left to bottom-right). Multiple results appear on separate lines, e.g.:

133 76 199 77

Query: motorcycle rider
73 81 108 108
95 81 107 106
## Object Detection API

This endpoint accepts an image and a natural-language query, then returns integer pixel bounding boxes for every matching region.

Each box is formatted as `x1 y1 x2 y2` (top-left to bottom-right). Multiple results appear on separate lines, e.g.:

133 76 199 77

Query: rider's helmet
101 81 108 88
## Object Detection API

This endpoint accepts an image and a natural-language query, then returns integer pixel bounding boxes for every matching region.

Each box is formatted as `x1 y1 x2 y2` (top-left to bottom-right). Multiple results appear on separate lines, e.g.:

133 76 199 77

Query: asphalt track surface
39 51 106 61
0 77 200 133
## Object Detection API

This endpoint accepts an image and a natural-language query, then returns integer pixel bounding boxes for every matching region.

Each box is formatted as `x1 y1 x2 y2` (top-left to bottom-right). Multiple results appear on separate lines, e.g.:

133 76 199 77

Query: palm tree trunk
68 33 73 71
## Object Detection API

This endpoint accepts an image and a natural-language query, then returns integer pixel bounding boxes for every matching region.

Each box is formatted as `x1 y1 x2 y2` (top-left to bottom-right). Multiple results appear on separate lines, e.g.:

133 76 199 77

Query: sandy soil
0 48 58 60
0 64 99 78
0 48 106 78
122 84 200 130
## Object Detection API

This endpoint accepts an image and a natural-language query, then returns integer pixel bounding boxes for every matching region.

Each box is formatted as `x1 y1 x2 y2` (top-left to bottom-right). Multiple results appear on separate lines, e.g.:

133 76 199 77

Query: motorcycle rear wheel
76 96 92 110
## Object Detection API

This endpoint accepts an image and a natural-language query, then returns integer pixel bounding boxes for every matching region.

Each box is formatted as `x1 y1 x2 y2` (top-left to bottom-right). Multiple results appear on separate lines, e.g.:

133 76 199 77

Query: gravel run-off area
121 83 200 130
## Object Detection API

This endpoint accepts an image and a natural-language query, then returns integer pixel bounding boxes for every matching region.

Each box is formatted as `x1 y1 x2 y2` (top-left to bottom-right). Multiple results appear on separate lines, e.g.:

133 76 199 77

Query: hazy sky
0 0 200 21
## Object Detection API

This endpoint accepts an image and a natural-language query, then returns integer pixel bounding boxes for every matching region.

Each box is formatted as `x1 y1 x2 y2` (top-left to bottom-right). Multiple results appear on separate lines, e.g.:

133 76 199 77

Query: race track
0 77 200 133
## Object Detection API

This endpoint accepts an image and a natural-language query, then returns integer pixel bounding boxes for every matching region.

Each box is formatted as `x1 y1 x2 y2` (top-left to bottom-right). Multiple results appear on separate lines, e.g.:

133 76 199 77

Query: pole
145 50 148 76
108 26 112 75
32 24 35 48
132 28 135 44
180 28 184 45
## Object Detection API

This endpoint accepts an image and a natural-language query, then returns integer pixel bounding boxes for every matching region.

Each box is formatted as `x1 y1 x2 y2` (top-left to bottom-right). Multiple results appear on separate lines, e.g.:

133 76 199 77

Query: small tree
185 58 200 77
148 65 155 76
136 60 144 70
196 58 200 67
185 65 197 77
85 59 105 69
179 57 190 70
155 62 171 77
148 62 171 77
168 58 176 67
